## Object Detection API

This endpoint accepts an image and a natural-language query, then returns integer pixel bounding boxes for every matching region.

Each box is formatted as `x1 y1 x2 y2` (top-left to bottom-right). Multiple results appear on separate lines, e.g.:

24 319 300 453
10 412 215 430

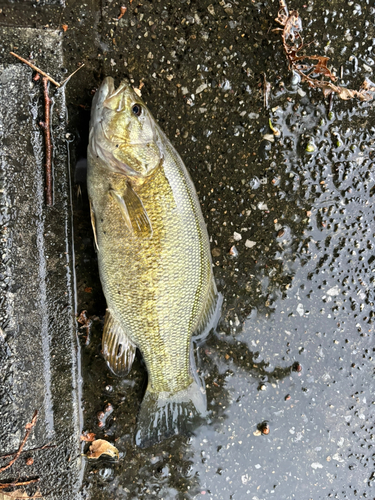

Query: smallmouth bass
87 78 221 447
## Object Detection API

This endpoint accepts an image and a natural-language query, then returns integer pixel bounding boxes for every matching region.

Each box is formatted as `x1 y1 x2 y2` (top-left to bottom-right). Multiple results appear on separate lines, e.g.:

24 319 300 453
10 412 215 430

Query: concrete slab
0 28 81 499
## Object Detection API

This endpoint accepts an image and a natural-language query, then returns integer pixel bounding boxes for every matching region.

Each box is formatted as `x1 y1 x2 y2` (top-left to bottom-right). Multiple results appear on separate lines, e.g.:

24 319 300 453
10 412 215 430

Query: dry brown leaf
80 432 96 442
361 78 375 91
275 0 375 102
0 490 43 499
336 87 356 100
86 439 119 460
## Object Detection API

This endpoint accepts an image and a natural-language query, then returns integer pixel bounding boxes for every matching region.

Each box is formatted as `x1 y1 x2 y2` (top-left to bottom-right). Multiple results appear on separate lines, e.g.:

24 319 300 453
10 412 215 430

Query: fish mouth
89 77 115 130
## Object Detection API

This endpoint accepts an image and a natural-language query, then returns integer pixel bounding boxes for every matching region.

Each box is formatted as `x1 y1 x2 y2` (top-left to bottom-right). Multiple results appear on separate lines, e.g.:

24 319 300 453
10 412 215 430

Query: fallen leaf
361 77 375 92
80 432 96 442
86 439 119 460
336 87 356 100
275 0 374 102
0 490 43 499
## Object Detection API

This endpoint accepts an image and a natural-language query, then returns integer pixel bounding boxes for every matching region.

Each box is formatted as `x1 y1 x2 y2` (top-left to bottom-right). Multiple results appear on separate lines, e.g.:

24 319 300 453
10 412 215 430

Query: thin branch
9 52 60 87
0 411 38 474
39 79 53 206
10 53 85 207
60 64 85 86
0 478 40 490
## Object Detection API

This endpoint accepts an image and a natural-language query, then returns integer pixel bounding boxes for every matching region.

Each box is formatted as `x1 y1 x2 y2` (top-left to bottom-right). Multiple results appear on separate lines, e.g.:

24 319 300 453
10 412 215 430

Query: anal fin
193 279 223 341
102 310 136 376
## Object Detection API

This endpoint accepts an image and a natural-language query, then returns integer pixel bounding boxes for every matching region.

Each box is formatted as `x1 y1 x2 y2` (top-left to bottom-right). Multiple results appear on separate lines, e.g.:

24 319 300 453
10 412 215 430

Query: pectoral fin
89 199 99 251
109 186 152 237
102 310 136 376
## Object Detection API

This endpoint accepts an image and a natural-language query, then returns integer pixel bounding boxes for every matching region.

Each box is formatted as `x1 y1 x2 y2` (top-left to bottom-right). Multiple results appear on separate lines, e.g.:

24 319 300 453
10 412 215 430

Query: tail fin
135 380 207 448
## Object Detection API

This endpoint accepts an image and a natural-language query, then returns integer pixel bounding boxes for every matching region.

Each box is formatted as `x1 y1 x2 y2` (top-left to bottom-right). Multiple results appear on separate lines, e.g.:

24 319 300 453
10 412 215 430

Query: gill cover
88 77 164 180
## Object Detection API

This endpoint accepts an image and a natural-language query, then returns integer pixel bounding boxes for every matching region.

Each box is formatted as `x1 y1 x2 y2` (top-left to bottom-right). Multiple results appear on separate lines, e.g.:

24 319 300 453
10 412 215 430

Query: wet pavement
0 28 81 499
1 0 375 498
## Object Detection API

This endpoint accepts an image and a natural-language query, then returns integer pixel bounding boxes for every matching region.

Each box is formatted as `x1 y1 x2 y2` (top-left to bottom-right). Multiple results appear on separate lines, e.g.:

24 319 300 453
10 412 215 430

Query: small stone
207 4 215 15
245 240 256 249
292 362 302 372
260 422 270 435
229 245 238 257
311 462 323 469
196 83 207 94
233 232 242 241
260 384 266 391
285 394 291 401
211 247 221 257
263 134 274 142
327 285 340 296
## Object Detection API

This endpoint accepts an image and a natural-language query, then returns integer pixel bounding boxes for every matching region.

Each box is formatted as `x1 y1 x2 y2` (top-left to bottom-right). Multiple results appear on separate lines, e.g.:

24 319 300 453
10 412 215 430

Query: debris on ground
86 440 119 460
275 0 375 101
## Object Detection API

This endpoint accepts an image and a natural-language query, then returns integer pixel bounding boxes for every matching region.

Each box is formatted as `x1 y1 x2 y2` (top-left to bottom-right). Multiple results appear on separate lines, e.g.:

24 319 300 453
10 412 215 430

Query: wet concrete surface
0 29 81 499
1 0 375 498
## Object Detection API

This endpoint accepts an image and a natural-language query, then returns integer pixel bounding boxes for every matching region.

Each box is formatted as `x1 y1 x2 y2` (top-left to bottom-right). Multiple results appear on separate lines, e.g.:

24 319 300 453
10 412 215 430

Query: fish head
89 77 164 180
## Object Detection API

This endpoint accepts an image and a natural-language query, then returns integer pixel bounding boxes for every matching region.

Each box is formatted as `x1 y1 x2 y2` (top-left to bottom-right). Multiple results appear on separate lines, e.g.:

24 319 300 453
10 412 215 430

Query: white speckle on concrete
311 462 323 469
263 134 274 142
196 83 207 94
245 240 256 248
257 202 269 210
327 285 340 296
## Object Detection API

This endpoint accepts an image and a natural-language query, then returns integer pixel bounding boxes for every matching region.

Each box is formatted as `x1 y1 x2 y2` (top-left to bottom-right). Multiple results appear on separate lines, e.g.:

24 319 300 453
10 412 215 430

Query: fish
87 77 221 447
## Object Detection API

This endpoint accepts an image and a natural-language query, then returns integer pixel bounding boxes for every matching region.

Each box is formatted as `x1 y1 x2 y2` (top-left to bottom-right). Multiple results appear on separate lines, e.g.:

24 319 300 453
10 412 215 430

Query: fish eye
132 104 142 117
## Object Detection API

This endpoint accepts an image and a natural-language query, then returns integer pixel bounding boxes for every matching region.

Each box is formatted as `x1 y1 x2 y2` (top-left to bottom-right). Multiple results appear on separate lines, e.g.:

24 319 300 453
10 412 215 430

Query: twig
275 0 375 101
9 52 60 87
38 79 53 206
0 478 40 490
60 64 85 86
0 411 38 474
0 443 56 461
10 52 84 207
